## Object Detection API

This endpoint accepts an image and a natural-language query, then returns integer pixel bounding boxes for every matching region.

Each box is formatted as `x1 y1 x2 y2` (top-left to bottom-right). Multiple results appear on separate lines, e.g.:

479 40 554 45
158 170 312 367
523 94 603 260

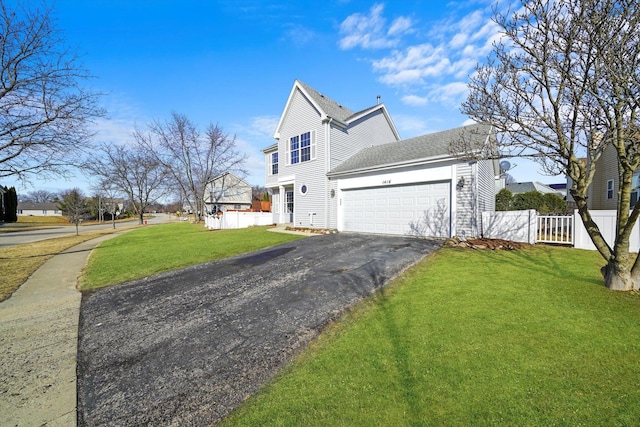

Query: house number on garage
382 179 391 184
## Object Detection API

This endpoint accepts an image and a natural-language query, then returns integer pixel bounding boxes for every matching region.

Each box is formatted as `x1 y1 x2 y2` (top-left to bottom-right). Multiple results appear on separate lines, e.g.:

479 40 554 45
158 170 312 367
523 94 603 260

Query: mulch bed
286 227 338 235
445 237 531 250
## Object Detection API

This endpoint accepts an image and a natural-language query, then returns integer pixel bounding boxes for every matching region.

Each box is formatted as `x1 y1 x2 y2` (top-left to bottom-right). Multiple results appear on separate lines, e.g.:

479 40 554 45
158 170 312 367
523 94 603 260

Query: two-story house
204 172 252 213
263 80 497 237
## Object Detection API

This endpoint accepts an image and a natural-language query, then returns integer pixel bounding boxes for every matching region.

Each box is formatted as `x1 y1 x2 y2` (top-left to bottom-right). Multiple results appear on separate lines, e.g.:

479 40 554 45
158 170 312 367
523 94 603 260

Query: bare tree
24 189 56 203
461 0 640 290
57 188 89 235
91 178 122 229
0 2 104 180
86 143 169 224
136 112 247 222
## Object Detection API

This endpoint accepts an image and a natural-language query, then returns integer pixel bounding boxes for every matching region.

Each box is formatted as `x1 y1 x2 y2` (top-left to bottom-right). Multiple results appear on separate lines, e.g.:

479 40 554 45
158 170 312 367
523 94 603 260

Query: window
271 152 278 175
607 179 614 200
632 173 640 207
300 132 311 162
288 131 315 165
290 135 300 164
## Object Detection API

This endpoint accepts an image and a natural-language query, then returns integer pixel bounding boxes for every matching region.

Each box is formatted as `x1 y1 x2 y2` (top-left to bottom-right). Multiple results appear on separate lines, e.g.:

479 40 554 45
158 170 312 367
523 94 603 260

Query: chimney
377 95 381 105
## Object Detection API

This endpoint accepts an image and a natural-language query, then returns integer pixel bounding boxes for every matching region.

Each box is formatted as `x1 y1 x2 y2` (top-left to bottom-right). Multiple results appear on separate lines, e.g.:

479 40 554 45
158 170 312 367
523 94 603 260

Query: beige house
17 202 62 216
586 143 640 210
204 172 252 213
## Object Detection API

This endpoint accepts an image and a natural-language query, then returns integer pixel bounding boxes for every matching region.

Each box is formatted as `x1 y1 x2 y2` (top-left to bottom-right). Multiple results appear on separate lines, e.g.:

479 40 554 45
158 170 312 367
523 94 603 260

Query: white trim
274 81 325 139
278 175 295 185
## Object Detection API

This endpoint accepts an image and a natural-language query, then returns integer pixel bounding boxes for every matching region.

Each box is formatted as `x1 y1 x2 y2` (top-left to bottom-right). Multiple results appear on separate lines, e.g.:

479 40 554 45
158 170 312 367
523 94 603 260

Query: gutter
327 152 481 178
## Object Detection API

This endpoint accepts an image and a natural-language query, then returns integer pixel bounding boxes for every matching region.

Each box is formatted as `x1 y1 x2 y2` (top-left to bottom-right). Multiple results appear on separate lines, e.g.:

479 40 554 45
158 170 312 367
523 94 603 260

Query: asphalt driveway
77 233 441 426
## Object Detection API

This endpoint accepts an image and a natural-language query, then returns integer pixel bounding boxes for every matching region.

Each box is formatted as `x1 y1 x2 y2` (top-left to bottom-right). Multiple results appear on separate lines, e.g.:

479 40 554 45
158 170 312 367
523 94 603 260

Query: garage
342 181 451 236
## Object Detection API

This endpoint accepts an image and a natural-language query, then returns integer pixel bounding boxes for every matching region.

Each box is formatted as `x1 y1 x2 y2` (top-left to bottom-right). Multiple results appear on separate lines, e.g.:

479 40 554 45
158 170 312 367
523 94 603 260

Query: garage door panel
342 182 450 237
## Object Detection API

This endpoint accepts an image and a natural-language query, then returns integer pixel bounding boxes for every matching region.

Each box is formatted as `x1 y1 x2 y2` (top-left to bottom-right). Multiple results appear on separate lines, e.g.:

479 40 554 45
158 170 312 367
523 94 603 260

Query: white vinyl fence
482 209 640 252
204 211 273 230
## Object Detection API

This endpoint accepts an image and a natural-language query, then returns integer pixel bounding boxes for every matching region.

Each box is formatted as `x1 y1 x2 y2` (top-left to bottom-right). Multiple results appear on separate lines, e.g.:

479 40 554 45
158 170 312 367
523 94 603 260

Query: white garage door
342 181 451 236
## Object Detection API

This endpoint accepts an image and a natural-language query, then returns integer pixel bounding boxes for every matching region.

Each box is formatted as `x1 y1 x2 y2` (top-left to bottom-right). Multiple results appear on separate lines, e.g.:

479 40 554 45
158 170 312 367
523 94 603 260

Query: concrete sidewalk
0 232 127 427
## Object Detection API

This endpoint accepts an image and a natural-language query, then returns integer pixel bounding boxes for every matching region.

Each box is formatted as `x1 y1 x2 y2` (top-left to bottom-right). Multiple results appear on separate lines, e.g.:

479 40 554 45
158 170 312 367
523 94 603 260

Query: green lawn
79 223 304 290
223 245 640 426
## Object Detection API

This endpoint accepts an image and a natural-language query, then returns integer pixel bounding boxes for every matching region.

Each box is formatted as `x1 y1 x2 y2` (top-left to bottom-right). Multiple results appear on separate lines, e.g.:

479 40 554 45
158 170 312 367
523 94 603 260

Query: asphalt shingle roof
506 182 558 194
328 123 493 175
297 80 355 123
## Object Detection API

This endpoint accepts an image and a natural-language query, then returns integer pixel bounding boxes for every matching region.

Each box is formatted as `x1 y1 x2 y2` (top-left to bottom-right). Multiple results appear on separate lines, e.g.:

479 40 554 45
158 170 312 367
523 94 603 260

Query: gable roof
209 171 251 188
272 80 400 141
328 123 493 176
506 182 558 194
296 80 354 123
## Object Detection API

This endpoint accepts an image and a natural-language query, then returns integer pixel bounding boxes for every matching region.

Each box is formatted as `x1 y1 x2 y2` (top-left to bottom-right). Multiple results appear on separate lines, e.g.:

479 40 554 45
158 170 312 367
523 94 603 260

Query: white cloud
428 81 469 106
401 94 429 106
341 2 501 104
338 3 412 50
388 16 413 36
373 44 451 86
284 23 316 47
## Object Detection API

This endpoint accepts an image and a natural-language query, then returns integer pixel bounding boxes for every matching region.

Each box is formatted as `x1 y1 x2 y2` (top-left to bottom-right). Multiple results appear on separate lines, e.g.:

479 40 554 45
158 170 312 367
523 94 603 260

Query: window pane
301 146 310 162
301 132 310 147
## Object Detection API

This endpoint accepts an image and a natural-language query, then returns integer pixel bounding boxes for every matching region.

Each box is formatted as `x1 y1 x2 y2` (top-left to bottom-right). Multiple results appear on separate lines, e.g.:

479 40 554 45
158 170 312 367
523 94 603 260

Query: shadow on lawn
463 246 604 287
333 257 424 422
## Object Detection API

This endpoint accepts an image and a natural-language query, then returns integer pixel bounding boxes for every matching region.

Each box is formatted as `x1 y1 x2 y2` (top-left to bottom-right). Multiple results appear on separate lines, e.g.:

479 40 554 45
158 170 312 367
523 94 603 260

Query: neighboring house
506 182 561 196
17 202 62 216
263 80 497 237
204 172 252 213
548 183 568 199
586 143 640 209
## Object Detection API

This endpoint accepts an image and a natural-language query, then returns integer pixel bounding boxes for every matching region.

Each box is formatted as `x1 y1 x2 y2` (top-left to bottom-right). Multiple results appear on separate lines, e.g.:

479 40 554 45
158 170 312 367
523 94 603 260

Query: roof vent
377 95 381 105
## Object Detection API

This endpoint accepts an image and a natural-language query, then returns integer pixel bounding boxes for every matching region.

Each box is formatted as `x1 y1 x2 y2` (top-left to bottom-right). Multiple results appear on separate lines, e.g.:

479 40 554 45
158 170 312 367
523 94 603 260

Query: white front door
285 190 294 223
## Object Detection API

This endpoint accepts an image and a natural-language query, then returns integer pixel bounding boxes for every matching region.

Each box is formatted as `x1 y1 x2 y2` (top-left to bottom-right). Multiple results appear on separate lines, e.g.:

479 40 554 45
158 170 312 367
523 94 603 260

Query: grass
0 226 137 301
79 223 304 290
222 245 640 426
0 215 140 232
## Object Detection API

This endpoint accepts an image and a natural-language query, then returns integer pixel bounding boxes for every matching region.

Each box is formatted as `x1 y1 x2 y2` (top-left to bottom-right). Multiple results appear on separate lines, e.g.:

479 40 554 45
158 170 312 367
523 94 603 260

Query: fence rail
536 215 573 245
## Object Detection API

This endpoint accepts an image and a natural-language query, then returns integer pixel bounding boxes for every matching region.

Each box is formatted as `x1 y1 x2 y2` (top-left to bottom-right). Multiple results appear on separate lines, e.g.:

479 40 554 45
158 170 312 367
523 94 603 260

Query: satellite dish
499 160 511 172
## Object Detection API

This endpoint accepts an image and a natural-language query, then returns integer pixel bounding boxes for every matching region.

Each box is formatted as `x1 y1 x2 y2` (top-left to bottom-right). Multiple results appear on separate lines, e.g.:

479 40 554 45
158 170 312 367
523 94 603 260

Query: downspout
473 161 479 236
325 117 333 229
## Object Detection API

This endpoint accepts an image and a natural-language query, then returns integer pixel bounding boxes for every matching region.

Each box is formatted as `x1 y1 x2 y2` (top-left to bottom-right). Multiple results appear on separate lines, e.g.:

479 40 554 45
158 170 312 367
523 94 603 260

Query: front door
285 190 294 223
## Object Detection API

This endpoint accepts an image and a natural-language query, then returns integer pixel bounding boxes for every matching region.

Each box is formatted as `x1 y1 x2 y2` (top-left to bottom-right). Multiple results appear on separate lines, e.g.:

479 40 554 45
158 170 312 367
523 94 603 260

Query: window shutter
266 153 272 176
285 139 290 166
311 130 317 160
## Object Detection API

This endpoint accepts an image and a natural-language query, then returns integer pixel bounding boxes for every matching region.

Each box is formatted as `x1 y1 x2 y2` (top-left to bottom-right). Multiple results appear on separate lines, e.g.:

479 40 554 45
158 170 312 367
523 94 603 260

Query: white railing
537 215 573 245
482 210 640 251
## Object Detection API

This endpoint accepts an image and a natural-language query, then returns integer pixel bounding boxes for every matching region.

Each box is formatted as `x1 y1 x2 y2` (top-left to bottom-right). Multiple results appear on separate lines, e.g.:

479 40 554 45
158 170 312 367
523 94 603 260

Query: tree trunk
601 260 635 291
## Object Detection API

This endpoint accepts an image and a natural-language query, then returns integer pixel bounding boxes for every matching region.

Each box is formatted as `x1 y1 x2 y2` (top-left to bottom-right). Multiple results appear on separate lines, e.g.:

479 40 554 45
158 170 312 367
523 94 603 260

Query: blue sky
6 0 560 197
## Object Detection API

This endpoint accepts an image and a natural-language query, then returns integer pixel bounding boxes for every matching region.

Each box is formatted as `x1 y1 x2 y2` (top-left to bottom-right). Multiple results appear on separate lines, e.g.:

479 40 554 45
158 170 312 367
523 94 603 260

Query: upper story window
271 152 278 175
287 131 315 165
606 179 614 200
290 135 300 164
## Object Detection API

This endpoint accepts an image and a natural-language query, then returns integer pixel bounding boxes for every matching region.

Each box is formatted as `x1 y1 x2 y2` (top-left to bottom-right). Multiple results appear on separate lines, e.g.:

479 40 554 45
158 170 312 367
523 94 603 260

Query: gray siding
264 148 278 188
476 160 496 236
477 160 495 213
330 109 398 171
328 179 339 229
456 162 475 237
278 88 328 227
